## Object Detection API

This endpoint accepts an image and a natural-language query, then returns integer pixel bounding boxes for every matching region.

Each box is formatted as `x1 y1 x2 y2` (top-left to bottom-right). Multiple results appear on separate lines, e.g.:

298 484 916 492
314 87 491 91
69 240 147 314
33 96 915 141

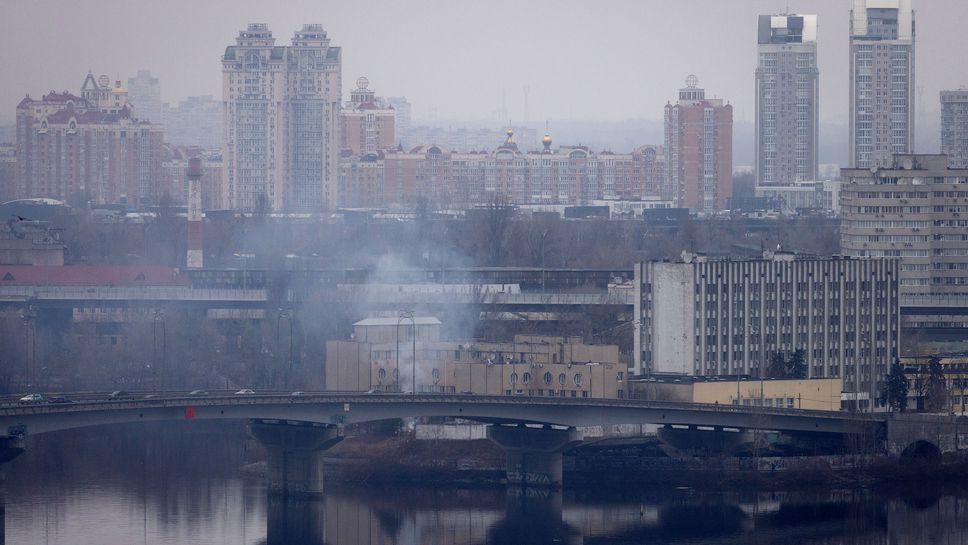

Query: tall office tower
341 76 395 156
222 23 341 212
756 14 818 187
664 75 733 213
849 0 915 169
941 89 968 168
127 70 162 123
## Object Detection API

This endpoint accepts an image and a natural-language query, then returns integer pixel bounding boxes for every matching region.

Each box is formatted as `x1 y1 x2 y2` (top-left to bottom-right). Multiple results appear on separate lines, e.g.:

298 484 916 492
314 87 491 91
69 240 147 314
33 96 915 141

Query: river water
4 422 968 545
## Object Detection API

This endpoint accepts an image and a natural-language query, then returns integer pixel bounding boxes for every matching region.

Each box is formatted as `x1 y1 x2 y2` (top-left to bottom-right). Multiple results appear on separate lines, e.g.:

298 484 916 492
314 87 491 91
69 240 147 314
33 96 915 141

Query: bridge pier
487 425 581 488
248 420 342 498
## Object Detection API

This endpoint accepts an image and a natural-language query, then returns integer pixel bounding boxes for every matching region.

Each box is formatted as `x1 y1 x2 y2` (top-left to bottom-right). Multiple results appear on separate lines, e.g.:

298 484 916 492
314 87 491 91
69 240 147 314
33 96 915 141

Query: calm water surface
4 422 968 544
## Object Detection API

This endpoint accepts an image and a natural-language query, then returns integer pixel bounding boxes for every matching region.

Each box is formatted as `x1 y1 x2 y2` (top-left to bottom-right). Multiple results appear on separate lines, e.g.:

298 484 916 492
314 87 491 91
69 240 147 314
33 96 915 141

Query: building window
559 373 567 386
574 373 583 387
509 372 518 385
544 372 553 385
377 368 386 384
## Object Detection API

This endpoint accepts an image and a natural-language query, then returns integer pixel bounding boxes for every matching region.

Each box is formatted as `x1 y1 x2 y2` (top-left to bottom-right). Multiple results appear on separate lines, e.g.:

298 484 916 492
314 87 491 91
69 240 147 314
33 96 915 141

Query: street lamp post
152 309 166 390
277 309 294 389
396 311 415 394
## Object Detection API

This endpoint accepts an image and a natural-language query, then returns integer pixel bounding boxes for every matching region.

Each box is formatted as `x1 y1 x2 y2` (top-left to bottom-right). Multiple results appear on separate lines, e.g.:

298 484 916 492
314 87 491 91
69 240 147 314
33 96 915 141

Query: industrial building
633 252 901 410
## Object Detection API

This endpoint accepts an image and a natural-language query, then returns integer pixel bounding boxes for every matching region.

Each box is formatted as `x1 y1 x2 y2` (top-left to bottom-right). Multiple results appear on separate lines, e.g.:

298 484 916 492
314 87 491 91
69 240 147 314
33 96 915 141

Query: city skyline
3 0 968 128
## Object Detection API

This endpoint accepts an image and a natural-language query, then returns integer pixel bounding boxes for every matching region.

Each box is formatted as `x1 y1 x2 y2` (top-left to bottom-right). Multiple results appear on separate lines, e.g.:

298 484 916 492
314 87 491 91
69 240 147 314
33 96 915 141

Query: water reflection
3 422 968 544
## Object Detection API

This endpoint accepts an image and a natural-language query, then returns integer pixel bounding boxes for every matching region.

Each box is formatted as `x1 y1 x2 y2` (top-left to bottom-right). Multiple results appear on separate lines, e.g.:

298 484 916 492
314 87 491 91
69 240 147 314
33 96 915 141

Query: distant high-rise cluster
848 0 915 169
755 14 818 187
221 23 342 212
664 76 733 213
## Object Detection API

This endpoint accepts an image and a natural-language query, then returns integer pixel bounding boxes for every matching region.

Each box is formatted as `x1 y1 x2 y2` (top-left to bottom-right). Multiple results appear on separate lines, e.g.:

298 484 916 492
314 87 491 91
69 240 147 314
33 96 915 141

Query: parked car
235 389 255 395
18 393 44 404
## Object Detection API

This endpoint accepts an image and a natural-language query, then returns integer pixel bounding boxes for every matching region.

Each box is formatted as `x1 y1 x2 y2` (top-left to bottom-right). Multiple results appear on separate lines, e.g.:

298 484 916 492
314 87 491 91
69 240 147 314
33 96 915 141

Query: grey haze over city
3 0 968 126
8 1 968 544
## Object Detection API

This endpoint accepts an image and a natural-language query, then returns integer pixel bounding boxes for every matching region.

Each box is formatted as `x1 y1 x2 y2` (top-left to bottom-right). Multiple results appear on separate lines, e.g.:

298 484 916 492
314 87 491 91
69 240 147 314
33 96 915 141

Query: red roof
0 266 188 286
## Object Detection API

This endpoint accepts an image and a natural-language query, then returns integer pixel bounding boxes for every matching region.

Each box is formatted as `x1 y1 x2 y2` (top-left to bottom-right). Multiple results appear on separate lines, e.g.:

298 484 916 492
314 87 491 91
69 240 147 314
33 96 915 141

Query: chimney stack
186 157 203 269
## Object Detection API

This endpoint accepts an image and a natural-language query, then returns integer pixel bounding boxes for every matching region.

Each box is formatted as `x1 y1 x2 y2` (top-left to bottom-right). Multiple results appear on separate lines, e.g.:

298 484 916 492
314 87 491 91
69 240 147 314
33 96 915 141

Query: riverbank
240 434 968 489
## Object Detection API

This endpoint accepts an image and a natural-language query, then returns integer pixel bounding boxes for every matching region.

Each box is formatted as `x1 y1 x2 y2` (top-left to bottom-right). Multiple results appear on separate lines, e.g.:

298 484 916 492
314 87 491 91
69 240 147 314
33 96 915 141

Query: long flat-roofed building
634 252 900 411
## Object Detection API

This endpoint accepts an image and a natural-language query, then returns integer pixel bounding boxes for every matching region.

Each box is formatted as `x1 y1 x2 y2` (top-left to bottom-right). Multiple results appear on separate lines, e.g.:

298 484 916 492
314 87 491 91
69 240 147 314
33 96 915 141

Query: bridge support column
248 421 342 498
487 425 581 488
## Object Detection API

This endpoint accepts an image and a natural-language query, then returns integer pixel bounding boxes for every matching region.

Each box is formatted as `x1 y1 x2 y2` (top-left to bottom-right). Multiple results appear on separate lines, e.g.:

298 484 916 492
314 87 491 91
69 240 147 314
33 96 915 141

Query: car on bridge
18 393 44 404
47 396 73 404
235 389 255 395
108 391 132 400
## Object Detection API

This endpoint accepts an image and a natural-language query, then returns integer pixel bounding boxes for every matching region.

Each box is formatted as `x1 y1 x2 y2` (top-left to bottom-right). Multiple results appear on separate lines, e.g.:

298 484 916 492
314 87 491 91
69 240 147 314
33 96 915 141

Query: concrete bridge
0 393 964 494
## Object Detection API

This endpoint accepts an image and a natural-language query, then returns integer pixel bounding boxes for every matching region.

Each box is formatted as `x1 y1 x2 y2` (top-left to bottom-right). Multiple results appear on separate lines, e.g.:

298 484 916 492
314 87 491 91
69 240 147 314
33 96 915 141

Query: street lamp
21 307 35 390
277 309 294 389
396 311 415 394
152 310 166 390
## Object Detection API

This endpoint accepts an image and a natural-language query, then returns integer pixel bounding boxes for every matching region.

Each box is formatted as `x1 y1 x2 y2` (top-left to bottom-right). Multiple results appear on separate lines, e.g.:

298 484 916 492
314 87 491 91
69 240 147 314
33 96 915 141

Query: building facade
341 76 395 156
664 76 733 213
631 376 843 411
325 318 626 398
339 131 665 209
633 252 901 410
841 154 968 299
849 0 915 169
126 70 162 124
755 14 819 187
222 23 341 212
15 85 164 206
163 95 223 149
941 89 968 169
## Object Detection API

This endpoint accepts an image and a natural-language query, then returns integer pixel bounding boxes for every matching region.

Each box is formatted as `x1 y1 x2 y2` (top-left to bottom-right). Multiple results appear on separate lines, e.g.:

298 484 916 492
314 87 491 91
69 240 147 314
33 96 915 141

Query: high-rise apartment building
756 14 818 187
849 0 915 169
633 253 900 410
341 76 395 156
222 23 341 212
127 70 162 123
664 76 733 213
16 75 164 206
841 154 968 298
941 89 968 168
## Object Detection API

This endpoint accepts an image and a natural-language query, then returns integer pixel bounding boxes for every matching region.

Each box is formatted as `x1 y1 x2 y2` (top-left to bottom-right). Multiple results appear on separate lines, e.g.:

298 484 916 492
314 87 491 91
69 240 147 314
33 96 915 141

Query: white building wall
651 262 695 375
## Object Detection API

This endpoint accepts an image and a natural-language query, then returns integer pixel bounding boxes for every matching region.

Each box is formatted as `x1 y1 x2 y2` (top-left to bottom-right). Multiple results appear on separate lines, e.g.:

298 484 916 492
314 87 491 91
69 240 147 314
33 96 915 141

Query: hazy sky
3 0 968 126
